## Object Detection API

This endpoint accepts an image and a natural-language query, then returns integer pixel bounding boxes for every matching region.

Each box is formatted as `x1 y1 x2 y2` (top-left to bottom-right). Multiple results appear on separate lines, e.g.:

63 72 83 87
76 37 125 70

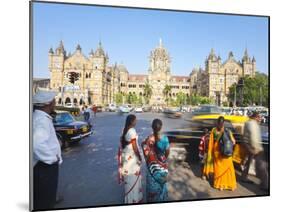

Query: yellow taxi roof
192 114 249 123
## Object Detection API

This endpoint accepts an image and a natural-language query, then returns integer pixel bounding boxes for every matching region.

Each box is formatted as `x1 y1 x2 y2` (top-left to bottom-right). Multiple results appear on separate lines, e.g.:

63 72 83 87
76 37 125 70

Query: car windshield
54 113 75 124
196 106 222 114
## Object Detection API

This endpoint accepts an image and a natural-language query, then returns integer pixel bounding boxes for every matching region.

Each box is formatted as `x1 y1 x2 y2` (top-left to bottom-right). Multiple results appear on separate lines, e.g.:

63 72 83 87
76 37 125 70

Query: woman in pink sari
118 114 143 204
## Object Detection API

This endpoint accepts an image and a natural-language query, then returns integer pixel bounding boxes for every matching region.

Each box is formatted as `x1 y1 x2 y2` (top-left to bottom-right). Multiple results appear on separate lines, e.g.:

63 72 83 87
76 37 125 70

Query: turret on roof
94 41 105 57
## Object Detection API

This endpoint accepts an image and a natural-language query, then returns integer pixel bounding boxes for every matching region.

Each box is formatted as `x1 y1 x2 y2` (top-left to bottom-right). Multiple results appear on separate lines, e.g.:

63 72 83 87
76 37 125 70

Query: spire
252 56 256 62
76 44 81 51
56 40 65 55
94 40 105 57
89 49 94 56
242 48 250 62
228 51 234 59
159 38 163 47
49 47 54 54
208 48 217 60
244 48 248 57
59 40 64 49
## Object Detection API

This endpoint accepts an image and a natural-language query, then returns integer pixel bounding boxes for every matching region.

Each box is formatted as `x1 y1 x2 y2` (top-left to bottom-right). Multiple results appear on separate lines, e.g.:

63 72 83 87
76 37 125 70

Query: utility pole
260 86 263 106
234 84 237 107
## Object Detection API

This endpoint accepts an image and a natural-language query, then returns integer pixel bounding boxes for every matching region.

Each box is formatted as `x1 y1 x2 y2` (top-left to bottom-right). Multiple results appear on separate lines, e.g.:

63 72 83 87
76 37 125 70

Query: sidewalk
167 160 268 201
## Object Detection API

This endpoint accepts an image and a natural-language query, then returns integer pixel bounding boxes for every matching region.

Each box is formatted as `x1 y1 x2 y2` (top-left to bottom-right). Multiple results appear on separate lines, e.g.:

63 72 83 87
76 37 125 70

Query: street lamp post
233 83 237 107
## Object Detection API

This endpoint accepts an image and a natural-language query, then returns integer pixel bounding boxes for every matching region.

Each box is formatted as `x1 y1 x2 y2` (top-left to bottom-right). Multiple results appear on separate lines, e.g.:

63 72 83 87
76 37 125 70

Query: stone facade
49 40 255 106
190 48 256 105
49 40 190 106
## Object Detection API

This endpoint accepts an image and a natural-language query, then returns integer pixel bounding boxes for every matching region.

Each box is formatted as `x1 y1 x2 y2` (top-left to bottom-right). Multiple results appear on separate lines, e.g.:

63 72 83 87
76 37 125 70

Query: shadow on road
167 160 211 201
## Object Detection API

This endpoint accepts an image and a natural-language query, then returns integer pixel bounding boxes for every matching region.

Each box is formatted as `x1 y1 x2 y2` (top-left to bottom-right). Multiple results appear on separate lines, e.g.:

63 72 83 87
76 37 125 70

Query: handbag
219 129 234 157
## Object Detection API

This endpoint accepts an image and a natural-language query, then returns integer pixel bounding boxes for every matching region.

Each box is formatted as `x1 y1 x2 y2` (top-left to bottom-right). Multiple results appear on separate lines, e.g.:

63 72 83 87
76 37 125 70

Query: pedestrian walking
83 105 90 122
199 128 209 180
241 111 268 190
33 90 63 210
142 119 170 202
118 114 143 204
203 116 237 191
92 105 97 117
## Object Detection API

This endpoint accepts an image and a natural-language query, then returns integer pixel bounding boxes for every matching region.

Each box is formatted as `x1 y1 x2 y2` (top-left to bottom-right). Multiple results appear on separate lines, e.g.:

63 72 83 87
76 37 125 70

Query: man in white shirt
33 90 62 210
242 111 268 191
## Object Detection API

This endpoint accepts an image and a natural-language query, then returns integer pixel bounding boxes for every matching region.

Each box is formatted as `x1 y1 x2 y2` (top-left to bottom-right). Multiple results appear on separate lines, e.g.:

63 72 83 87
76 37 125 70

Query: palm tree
163 85 172 106
143 81 152 105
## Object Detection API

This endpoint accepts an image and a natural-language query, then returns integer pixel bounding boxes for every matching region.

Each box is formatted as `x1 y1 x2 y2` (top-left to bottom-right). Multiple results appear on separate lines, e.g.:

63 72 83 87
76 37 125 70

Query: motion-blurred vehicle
134 106 143 113
127 104 134 112
142 105 152 112
163 114 268 164
53 111 92 149
163 107 182 118
192 105 222 116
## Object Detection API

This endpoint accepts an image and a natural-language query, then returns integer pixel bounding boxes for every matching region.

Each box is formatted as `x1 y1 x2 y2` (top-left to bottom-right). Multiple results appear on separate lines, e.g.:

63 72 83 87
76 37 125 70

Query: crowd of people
32 90 268 210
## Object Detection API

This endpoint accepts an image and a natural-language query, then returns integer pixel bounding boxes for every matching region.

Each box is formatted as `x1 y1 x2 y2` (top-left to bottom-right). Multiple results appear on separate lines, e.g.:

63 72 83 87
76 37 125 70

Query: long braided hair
152 119 163 142
121 114 137 149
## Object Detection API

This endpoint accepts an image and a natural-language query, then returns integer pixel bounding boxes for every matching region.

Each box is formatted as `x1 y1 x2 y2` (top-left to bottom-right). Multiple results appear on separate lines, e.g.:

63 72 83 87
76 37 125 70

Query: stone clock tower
148 39 171 105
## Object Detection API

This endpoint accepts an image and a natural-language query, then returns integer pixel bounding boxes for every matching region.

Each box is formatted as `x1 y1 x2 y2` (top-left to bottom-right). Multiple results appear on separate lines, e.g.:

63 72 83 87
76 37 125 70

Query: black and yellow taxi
164 114 268 165
52 111 92 148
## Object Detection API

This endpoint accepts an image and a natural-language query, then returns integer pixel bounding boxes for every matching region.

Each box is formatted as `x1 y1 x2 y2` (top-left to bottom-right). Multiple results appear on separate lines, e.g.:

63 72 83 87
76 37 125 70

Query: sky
33 2 269 78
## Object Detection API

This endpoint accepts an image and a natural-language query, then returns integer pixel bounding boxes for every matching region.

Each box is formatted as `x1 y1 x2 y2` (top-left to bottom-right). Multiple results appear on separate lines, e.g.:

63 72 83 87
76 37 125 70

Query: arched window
73 98 78 105
79 98 83 105
86 73 88 78
139 92 142 96
89 73 91 78
58 98 62 105
65 97 71 104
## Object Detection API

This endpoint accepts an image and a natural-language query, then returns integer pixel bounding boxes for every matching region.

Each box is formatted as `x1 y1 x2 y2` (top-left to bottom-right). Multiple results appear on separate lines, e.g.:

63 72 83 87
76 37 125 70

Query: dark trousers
242 153 255 179
242 151 268 189
255 151 269 189
34 161 59 210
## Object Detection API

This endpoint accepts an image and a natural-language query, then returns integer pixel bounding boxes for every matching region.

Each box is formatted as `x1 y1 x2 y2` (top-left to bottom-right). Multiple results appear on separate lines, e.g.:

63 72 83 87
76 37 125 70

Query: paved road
54 112 268 209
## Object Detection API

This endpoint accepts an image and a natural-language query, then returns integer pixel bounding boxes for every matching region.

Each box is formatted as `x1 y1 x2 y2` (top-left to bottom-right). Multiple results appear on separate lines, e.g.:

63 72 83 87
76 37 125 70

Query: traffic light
68 72 79 84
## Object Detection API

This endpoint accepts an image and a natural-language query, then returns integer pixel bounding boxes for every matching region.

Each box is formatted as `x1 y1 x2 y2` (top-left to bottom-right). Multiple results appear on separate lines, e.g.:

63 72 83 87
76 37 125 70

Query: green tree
114 92 123 105
137 95 143 105
143 81 152 105
163 85 172 106
176 92 187 106
228 72 268 107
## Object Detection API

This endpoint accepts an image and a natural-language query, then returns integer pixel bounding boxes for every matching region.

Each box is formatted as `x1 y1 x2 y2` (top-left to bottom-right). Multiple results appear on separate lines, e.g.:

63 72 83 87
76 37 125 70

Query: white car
65 103 76 108
119 105 130 113
107 103 117 112
135 106 143 113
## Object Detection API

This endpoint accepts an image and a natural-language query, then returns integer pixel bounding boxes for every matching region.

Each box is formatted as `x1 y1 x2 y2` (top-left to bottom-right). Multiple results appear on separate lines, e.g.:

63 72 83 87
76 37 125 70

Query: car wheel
57 134 68 149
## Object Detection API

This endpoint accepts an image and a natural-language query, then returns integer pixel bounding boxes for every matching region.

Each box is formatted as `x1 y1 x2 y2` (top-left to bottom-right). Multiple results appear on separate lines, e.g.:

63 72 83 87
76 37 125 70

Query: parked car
142 105 152 112
64 103 77 108
127 104 134 112
52 111 92 149
134 106 143 113
105 103 117 112
119 105 130 113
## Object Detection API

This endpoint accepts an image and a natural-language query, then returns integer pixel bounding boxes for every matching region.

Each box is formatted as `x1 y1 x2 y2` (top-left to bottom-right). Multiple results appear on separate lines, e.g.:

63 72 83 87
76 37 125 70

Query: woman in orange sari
203 116 237 191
